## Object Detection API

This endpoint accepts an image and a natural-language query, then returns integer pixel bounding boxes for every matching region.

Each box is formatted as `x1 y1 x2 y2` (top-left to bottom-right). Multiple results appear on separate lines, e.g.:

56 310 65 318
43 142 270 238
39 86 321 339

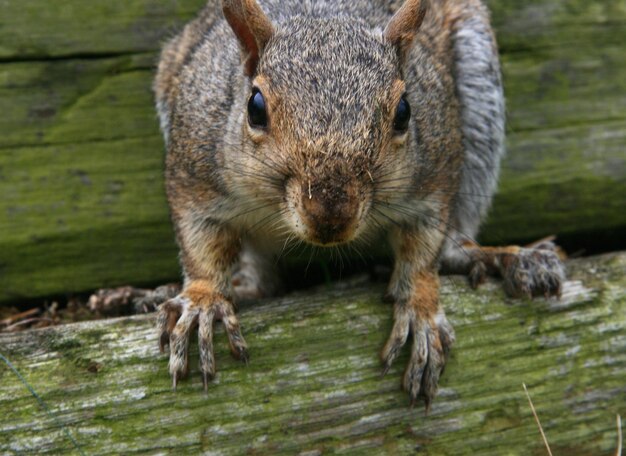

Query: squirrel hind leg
231 242 283 301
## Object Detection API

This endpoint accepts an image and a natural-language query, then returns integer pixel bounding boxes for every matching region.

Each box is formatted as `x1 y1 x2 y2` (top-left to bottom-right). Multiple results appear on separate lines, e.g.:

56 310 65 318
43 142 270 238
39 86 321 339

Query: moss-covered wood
1 0 626 302
0 253 624 454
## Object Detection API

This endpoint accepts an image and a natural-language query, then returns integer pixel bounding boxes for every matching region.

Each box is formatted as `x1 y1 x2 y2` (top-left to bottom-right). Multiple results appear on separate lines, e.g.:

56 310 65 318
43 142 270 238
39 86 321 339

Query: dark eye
248 88 268 129
393 96 411 133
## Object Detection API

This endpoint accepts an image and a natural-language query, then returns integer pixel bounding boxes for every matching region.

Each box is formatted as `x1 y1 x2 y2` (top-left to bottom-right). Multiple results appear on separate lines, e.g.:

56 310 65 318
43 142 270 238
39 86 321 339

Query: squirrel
153 0 565 408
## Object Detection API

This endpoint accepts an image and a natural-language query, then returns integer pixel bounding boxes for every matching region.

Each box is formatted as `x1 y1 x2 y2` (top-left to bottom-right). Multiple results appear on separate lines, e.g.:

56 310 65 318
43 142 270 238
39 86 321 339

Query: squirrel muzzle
286 178 364 246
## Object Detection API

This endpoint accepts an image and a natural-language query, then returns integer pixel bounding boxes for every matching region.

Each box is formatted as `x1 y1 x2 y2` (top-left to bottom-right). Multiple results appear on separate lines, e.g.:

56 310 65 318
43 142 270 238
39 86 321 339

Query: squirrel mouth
306 221 356 246
302 195 366 245
284 177 366 246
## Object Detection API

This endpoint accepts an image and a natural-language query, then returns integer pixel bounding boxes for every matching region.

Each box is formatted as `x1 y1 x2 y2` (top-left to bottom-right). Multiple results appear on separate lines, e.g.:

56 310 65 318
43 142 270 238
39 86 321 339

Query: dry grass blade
617 414 623 456
523 383 553 456
5 317 55 332
1 308 40 327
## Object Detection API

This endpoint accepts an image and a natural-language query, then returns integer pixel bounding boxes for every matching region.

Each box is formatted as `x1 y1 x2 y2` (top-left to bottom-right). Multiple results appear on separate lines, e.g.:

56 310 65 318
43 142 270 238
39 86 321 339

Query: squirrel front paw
381 305 455 410
156 285 248 390
469 241 566 299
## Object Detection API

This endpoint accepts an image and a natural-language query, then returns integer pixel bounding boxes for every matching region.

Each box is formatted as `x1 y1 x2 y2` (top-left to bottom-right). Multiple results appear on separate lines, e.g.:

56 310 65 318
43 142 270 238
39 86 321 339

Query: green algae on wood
0 253 624 454
0 0 205 60
1 0 626 302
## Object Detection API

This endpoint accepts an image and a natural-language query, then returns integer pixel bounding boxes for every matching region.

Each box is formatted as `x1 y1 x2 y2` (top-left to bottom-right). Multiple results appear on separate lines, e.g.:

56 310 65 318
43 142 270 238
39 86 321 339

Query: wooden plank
0 0 204 60
481 120 626 244
480 0 626 243
1 0 625 302
0 54 180 300
0 253 624 454
0 136 179 301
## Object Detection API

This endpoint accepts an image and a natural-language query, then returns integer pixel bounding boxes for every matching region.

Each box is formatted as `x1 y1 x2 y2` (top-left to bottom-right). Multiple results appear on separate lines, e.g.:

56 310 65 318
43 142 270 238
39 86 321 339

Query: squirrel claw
202 372 212 392
468 261 487 289
423 397 432 416
157 298 183 353
239 349 250 366
158 291 247 391
382 305 454 409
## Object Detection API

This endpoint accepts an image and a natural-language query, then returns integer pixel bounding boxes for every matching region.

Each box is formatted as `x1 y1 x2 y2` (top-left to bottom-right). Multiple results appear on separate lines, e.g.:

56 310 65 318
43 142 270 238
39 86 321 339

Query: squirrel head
223 0 429 246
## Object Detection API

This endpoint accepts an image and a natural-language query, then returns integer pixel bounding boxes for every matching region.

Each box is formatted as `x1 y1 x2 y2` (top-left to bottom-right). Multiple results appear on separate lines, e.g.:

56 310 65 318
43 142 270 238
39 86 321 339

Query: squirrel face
228 18 416 246
217 0 434 246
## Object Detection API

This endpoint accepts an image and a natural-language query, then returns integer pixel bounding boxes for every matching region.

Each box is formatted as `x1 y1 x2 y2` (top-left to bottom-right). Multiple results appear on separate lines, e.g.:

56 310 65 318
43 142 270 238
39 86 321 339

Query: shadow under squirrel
153 0 565 408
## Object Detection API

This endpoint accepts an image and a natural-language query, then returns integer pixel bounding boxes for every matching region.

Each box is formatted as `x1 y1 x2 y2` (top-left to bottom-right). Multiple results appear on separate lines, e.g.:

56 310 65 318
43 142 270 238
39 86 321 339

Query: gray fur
156 0 466 244
154 0 511 406
441 5 506 272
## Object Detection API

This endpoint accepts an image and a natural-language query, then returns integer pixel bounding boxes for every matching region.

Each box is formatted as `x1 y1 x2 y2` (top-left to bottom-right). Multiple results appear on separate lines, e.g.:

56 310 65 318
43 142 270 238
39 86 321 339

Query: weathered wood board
1 0 626 302
0 252 624 454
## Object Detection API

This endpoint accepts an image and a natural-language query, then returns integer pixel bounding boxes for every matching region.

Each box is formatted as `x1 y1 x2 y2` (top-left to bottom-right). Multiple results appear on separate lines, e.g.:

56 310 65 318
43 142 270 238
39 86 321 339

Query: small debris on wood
87 361 103 374
1 304 62 332
1 307 40 326
1 283 181 333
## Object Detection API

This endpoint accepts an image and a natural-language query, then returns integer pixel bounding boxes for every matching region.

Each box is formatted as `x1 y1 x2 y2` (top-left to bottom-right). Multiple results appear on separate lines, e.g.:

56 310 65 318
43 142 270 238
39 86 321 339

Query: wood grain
0 253 624 454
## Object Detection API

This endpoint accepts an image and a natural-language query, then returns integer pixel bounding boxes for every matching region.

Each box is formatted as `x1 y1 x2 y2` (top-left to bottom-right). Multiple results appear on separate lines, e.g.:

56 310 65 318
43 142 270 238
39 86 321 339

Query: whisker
187 138 287 176
243 208 287 237
222 200 281 225
372 200 475 263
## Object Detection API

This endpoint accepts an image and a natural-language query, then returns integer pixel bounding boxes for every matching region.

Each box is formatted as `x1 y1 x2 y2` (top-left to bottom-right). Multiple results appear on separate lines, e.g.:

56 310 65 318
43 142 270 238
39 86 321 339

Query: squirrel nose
301 182 359 245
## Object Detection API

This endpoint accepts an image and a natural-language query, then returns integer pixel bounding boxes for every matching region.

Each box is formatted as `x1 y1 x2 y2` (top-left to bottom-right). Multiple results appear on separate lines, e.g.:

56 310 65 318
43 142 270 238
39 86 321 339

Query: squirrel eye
247 88 268 129
393 96 411 133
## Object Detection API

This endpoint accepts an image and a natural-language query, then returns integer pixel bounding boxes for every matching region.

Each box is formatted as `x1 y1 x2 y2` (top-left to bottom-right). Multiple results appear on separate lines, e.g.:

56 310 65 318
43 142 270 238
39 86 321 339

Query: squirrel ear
384 0 427 61
222 0 274 77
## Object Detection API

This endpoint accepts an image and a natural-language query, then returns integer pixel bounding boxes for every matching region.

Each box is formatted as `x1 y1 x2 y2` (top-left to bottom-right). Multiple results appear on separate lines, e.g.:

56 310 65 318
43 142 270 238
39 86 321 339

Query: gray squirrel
154 0 565 407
